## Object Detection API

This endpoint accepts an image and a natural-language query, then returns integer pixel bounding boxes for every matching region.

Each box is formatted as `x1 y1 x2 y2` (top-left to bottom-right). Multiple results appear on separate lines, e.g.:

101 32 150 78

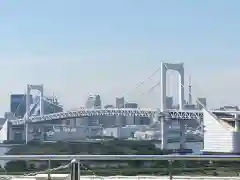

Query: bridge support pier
160 116 168 150
179 120 186 149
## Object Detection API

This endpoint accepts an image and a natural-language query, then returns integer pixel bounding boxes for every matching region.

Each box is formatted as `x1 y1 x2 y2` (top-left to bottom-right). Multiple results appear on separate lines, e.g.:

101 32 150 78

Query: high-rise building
85 94 101 109
115 97 125 126
196 98 207 109
43 97 63 114
166 96 173 109
116 97 124 108
125 102 138 125
10 94 33 118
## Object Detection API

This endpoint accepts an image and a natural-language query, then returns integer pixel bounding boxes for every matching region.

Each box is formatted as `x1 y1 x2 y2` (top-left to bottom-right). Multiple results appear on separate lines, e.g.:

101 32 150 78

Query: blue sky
0 0 240 114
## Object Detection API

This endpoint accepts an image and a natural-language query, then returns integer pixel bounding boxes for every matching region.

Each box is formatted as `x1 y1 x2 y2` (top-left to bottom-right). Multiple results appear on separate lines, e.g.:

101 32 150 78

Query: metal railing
2 155 240 180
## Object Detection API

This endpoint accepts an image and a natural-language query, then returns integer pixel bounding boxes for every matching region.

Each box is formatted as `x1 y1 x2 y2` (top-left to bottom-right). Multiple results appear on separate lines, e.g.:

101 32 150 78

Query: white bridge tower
25 84 44 143
159 62 185 150
160 62 184 111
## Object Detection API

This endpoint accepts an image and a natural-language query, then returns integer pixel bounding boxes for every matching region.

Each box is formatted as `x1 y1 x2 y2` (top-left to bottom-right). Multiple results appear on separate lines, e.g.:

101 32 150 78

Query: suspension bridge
7 62 237 125
0 62 238 150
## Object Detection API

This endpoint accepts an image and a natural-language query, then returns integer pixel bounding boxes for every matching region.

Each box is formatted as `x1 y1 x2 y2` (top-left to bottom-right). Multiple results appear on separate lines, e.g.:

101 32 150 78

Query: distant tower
188 76 192 105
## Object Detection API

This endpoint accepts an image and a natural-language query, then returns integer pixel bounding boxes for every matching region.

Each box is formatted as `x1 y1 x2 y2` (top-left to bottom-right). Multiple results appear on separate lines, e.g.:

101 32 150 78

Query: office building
125 102 138 108
116 97 125 126
166 96 173 109
85 94 101 109
43 96 63 114
116 97 124 108
125 102 138 125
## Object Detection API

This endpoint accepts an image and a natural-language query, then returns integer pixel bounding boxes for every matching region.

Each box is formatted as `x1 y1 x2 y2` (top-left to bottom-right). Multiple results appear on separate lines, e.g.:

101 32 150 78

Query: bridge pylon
25 84 44 144
160 62 184 111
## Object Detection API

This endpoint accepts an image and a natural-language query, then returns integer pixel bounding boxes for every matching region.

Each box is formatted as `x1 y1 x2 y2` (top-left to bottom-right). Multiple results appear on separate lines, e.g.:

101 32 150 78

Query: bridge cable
122 67 160 98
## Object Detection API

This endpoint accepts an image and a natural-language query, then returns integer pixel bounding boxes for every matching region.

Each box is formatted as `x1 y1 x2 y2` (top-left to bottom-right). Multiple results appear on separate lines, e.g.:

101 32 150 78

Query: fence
2 155 240 180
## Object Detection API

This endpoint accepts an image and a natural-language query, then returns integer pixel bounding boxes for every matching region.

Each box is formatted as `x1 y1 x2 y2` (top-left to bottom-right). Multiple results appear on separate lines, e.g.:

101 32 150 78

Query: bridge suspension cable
122 67 160 98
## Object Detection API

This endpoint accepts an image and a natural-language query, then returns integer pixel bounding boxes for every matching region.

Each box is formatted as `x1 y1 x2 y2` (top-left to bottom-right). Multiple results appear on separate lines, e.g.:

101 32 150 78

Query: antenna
188 76 192 105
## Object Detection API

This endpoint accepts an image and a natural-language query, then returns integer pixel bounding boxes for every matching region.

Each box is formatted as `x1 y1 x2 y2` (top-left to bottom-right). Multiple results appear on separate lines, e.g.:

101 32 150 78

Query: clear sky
0 0 240 115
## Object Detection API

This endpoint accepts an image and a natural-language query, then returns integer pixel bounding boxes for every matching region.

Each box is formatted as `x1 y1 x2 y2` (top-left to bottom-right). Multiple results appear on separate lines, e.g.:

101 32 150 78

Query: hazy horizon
1 0 240 115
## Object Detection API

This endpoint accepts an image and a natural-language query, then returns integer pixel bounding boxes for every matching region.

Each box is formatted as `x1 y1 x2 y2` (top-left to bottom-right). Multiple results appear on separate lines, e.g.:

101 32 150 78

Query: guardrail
3 155 240 180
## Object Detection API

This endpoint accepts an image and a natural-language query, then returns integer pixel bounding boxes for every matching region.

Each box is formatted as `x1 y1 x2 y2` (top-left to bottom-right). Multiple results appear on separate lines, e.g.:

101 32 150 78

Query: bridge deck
9 108 240 125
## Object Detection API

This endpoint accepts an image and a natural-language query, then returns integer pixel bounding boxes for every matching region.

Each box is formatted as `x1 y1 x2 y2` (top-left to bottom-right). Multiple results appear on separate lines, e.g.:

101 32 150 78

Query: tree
5 160 27 172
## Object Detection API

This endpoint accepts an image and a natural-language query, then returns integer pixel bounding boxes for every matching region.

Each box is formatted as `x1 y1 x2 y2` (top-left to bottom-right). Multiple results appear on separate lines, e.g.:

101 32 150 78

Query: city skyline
1 0 240 115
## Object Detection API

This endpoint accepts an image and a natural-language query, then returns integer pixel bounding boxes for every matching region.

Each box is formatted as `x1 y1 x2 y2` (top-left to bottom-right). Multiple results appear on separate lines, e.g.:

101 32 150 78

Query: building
196 98 207 109
116 97 125 126
125 102 138 108
43 96 63 114
6 96 63 142
103 125 148 139
104 105 114 108
184 104 196 110
116 97 124 108
10 94 33 118
85 94 101 109
203 109 240 154
125 102 139 125
44 125 103 141
166 96 173 109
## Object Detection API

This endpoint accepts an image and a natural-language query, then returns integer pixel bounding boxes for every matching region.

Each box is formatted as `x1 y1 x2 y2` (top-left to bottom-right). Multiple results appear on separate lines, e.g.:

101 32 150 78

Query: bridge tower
160 62 184 111
25 84 44 143
160 62 186 150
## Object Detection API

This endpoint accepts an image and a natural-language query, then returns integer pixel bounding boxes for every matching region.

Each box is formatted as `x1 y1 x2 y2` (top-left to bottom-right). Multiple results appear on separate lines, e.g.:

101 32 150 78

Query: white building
46 125 103 141
203 108 240 153
103 125 148 139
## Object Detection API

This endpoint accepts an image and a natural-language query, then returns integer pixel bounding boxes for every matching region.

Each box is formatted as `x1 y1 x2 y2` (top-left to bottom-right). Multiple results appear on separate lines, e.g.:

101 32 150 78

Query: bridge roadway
9 108 240 125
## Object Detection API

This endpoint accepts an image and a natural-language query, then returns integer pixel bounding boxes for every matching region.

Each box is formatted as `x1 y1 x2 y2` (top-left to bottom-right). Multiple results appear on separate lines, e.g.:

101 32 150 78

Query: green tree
5 160 27 172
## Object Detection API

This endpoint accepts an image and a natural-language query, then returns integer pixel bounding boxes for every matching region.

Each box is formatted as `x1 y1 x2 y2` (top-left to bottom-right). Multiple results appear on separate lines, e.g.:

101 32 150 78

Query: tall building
10 94 33 118
43 97 63 114
166 96 173 109
116 97 124 108
125 102 138 125
115 97 125 126
196 98 207 109
85 94 101 109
